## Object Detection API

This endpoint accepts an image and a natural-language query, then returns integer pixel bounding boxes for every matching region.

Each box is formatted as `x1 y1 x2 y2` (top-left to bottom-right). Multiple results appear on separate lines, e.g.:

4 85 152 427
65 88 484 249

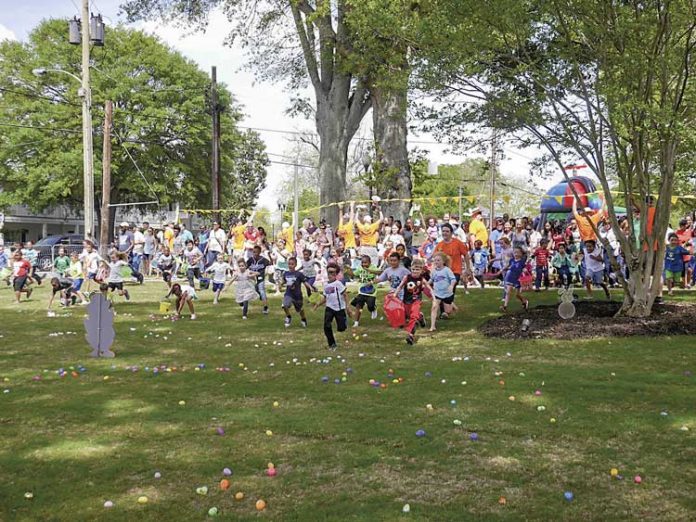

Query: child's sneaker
284 317 291 328
328 344 337 351
353 321 360 328
406 333 415 345
301 319 308 328
418 314 426 328
26 288 33 300
242 315 248 320
190 314 197 320
124 290 130 301
523 299 529 311
371 310 378 320
263 306 269 315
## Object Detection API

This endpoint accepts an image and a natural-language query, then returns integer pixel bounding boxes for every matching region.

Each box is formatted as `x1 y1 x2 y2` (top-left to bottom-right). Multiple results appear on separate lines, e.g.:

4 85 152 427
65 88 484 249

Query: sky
0 0 559 213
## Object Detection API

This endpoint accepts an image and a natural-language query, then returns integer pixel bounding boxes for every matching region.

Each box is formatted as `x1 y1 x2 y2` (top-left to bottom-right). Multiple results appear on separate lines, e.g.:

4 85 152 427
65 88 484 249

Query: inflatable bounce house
539 176 624 226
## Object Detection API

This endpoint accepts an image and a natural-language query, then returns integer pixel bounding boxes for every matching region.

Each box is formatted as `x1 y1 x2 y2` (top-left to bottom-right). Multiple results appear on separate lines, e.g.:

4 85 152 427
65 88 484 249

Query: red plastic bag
383 293 406 329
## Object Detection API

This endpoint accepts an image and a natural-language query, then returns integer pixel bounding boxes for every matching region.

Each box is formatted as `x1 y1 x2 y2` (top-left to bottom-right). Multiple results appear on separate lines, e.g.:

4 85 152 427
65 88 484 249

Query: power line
0 121 82 134
0 86 81 107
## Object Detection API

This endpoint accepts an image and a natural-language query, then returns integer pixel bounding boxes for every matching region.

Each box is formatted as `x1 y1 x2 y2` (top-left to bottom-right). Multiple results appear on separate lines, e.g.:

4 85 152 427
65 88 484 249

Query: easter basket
519 273 534 291
383 293 406 329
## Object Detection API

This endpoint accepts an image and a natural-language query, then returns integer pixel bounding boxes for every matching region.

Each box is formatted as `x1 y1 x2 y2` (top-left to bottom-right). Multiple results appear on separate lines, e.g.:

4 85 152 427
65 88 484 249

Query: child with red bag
392 258 432 345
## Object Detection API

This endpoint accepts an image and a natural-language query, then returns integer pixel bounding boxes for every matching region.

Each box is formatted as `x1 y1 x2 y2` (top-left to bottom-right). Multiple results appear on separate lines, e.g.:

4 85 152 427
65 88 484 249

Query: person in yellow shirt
163 222 175 251
468 209 489 249
337 201 357 252
277 220 295 253
230 217 247 261
357 209 383 266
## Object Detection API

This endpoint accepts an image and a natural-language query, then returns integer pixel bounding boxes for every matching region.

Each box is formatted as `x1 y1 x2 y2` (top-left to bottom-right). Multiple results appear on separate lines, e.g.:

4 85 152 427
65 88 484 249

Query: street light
32 65 95 241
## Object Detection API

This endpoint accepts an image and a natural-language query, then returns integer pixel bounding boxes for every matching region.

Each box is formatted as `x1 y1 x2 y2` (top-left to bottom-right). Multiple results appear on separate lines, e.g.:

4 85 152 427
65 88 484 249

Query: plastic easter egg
415 429 426 437
196 486 208 495
24 492 33 500
265 430 273 436
498 496 507 505
267 462 275 469
610 468 619 477
234 492 244 501
137 495 148 504
469 432 479 441
634 475 642 484
219 479 230 490
223 467 232 476
564 491 573 502
255 499 267 511
453 419 462 426
273 401 279 408
154 471 161 479
321 376 329 383
178 400 186 406
216 427 225 436
266 468 277 477
208 507 219 516
508 396 516 401
104 500 114 508
402 503 410 513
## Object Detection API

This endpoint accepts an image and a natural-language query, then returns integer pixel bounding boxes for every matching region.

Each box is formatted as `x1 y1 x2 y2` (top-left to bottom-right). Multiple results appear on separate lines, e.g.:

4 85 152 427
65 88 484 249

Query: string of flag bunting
182 190 695 217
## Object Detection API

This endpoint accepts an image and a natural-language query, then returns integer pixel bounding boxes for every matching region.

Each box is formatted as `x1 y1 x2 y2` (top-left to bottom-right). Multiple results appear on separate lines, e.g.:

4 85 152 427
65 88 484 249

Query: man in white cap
277 215 295 254
468 208 489 250
357 207 383 266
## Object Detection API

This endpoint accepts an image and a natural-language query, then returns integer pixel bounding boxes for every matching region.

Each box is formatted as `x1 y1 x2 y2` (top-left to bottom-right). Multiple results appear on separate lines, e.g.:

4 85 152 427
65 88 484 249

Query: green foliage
0 19 268 213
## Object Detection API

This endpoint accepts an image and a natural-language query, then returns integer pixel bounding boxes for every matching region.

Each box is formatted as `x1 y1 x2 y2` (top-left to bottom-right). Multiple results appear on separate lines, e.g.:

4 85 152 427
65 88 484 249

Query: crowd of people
2 198 695 347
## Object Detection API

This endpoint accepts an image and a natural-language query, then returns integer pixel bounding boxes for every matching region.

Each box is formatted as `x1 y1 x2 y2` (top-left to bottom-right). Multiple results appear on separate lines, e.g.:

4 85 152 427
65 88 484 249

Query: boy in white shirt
313 264 348 350
205 253 233 305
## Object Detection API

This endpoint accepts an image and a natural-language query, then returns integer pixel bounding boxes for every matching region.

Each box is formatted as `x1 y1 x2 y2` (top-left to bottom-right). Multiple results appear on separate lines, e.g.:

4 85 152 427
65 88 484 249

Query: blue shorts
255 280 267 301
72 278 84 291
87 272 98 280
586 269 604 285
212 282 225 293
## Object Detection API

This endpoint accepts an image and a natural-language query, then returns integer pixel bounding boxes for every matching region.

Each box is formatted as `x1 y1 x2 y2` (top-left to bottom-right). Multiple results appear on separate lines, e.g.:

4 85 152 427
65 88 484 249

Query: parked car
34 234 97 271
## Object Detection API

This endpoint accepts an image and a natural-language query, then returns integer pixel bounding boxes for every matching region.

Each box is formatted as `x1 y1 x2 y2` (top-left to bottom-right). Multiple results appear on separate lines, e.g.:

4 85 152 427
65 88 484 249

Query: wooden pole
211 66 221 223
99 100 112 256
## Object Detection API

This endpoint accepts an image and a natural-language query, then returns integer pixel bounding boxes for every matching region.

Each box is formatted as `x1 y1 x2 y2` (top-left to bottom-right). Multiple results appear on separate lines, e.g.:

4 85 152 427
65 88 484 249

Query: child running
246 245 271 314
377 252 410 298
230 258 259 319
429 252 458 331
664 233 689 296
313 264 349 350
582 239 610 299
206 253 233 305
500 247 530 312
281 257 314 328
551 243 572 288
167 282 197 320
300 248 320 295
105 252 131 302
471 240 489 288
349 255 380 327
67 251 87 304
532 238 551 291
392 258 431 345
157 246 176 288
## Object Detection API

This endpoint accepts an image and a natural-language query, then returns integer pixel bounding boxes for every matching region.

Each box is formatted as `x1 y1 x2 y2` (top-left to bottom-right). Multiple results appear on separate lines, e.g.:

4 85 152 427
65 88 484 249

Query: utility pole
489 129 499 232
100 100 112 256
81 0 95 241
211 66 221 223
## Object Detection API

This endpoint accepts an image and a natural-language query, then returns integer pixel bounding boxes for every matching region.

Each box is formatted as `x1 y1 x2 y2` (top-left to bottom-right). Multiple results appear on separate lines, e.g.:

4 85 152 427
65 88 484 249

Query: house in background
0 203 198 245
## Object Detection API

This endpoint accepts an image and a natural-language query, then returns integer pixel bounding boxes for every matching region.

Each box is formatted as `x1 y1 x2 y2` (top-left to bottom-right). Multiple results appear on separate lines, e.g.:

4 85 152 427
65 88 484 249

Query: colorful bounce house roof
540 176 603 214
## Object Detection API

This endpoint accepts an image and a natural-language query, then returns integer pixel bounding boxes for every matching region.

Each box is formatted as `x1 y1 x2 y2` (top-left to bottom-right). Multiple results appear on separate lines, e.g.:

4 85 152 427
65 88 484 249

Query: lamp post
33 67 94 240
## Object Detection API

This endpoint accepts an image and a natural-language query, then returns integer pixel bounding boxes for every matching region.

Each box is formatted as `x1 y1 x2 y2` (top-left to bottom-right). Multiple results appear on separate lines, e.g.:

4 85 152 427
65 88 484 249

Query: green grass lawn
0 281 695 521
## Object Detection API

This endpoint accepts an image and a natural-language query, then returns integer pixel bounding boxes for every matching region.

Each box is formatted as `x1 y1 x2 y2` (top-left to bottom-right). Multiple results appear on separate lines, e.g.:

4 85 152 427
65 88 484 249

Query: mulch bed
479 300 696 340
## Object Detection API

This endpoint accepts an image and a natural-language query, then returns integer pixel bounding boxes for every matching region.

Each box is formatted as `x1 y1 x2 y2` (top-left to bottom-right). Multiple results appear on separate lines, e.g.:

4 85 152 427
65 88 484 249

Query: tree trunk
372 82 411 223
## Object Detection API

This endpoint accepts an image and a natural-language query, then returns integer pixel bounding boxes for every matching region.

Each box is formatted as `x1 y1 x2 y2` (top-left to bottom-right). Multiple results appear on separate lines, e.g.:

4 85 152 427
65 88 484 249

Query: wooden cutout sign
84 295 116 358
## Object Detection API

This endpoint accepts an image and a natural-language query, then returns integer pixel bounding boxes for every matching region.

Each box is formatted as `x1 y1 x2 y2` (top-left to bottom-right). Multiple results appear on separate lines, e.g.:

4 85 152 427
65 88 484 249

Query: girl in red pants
392 258 432 345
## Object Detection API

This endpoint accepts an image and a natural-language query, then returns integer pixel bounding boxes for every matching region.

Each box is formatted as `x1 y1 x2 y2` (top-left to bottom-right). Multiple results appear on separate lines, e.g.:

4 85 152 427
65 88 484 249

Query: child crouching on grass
392 258 432 345
500 246 530 312
167 283 197 320
429 253 458 332
313 264 349 350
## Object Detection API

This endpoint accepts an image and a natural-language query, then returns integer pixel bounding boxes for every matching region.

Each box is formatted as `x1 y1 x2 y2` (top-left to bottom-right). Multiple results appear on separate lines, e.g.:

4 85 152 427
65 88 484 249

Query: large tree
123 0 371 228
0 19 267 233
419 0 696 317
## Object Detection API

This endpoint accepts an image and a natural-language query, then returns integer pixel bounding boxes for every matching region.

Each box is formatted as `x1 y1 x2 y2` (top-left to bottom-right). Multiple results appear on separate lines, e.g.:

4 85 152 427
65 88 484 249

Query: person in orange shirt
572 196 604 242
434 223 473 296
